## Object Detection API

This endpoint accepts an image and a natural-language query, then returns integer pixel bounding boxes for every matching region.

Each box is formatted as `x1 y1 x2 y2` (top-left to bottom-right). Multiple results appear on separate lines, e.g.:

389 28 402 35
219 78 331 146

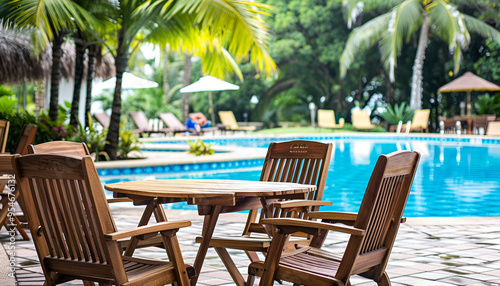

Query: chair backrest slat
0 120 10 153
16 155 115 265
14 124 37 155
28 141 89 156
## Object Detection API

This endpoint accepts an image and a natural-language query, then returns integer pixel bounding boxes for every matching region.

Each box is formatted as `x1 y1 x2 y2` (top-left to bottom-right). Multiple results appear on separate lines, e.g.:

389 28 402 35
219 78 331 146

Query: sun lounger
318 109 345 129
351 109 375 130
218 111 256 132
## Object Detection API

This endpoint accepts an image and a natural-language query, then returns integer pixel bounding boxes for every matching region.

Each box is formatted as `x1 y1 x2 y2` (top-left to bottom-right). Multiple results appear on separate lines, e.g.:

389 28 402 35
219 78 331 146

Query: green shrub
118 122 142 159
380 102 415 125
475 93 500 116
188 139 214 156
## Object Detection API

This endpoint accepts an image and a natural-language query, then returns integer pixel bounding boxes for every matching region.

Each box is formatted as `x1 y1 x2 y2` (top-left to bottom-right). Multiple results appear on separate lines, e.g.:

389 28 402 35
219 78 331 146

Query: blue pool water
100 137 500 217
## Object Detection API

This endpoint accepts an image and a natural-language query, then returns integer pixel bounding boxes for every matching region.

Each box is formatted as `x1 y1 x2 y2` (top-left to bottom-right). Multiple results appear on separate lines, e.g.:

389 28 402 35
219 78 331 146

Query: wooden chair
318 109 345 129
218 111 256 131
0 124 37 240
27 141 132 203
0 120 10 153
351 110 375 130
93 112 110 128
130 111 173 137
159 112 192 133
409 109 430 132
13 154 194 285
474 114 496 134
196 140 333 285
248 150 421 286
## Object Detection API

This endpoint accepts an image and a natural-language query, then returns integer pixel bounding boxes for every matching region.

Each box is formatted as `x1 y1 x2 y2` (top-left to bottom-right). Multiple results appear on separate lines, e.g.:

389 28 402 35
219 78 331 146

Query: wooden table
105 179 316 286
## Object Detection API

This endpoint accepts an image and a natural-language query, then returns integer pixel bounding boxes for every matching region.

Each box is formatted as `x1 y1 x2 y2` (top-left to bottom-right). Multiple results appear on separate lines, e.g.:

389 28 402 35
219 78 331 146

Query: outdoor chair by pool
487 121 500 136
474 114 496 134
247 150 421 286
0 120 10 153
13 153 194 285
28 141 132 204
351 110 375 130
159 112 191 133
218 111 256 132
318 109 345 129
0 124 37 240
130 111 172 136
409 109 430 132
93 112 110 128
196 140 333 285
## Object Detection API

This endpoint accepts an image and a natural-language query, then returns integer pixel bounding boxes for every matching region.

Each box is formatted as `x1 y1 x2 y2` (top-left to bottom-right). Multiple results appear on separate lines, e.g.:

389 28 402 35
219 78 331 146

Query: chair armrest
261 218 364 236
104 220 191 241
307 211 357 221
272 200 332 209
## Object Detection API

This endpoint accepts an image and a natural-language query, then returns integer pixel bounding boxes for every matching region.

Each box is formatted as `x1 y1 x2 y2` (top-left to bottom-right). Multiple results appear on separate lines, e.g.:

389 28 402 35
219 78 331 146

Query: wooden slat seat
248 151 421 286
13 154 193 285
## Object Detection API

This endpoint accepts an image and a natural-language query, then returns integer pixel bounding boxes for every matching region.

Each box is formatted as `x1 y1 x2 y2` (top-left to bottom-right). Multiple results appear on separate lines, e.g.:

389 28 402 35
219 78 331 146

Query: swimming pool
100 136 500 217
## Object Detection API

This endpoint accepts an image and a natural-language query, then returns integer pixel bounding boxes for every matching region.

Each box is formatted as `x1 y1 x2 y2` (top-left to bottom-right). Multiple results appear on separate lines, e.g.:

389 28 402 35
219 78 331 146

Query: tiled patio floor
2 205 500 286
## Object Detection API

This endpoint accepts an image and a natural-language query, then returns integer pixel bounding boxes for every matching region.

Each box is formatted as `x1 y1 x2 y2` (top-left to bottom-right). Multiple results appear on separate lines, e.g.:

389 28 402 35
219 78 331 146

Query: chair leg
246 274 255 286
215 247 245 286
377 272 391 286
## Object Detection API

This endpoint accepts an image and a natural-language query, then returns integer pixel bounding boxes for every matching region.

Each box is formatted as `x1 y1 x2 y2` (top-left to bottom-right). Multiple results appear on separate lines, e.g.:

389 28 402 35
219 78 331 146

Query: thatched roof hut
0 21 115 85
0 21 50 84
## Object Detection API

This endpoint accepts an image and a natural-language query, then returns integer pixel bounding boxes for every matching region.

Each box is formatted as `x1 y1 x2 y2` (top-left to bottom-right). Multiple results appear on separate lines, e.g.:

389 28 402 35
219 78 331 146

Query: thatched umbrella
438 72 500 117
0 21 114 85
0 21 50 85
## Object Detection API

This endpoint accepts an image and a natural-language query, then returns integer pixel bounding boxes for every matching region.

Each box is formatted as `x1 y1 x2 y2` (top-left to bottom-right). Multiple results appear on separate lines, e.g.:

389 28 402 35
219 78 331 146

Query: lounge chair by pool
352 109 375 130
218 111 256 132
318 109 345 129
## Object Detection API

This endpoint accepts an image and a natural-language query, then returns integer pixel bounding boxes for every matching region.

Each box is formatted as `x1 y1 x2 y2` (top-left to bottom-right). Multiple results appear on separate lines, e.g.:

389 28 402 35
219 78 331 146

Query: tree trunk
85 45 97 128
70 39 86 128
182 53 192 123
409 13 430 110
105 27 128 160
163 45 171 104
48 34 65 120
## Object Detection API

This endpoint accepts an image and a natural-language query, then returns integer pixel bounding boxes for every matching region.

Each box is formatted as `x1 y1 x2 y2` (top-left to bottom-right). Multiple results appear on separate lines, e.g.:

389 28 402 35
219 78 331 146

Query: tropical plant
69 114 108 160
474 93 500 116
118 122 142 159
341 0 500 110
380 102 415 125
104 0 277 160
188 139 214 156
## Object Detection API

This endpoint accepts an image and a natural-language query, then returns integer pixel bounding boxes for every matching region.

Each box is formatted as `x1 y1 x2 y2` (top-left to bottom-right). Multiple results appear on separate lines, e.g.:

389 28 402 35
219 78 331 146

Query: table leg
123 200 157 256
191 204 222 286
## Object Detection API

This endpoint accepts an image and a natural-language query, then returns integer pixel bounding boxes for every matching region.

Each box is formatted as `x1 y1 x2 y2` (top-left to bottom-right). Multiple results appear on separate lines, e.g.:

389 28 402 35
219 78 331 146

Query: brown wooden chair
130 111 173 136
248 150 420 286
13 153 194 285
28 141 132 203
0 124 37 240
159 112 192 133
93 112 110 128
0 120 10 153
196 140 333 285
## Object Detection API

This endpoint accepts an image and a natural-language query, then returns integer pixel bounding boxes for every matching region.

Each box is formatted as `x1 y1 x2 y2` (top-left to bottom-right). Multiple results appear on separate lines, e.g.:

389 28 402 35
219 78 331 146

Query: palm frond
340 12 391 77
164 0 277 78
462 13 500 43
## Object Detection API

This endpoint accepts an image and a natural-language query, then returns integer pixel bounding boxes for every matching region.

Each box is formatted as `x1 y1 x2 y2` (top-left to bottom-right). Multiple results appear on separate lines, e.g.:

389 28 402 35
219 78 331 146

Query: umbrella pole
208 91 216 124
466 90 471 117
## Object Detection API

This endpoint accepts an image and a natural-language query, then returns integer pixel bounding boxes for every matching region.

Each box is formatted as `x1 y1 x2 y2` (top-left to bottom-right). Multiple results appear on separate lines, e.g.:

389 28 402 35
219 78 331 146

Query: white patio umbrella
180 75 240 123
99 72 159 90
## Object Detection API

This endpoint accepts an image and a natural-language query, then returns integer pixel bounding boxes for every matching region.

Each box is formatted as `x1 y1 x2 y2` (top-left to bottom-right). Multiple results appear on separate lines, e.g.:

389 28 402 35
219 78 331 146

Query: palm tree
5 0 96 120
340 0 500 109
104 0 277 159
70 0 114 128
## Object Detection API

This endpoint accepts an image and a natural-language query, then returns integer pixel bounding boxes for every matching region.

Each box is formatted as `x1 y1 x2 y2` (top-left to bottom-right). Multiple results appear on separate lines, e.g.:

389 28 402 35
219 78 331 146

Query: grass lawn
254 124 386 134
